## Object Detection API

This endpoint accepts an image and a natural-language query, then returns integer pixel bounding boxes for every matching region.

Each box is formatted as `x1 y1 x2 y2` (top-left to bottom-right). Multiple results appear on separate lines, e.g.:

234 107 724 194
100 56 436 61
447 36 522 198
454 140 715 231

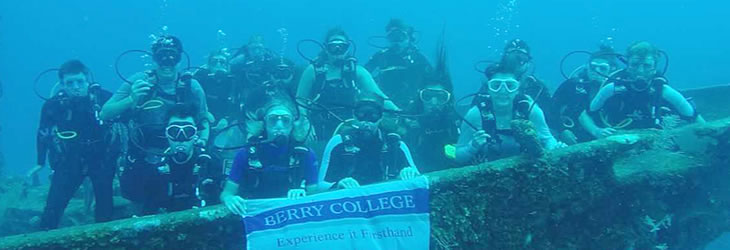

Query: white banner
242 177 430 250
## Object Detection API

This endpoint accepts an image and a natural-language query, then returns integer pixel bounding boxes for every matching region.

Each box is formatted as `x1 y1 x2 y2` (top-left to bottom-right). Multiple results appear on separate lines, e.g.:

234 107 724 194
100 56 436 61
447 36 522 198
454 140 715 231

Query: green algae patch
613 150 700 184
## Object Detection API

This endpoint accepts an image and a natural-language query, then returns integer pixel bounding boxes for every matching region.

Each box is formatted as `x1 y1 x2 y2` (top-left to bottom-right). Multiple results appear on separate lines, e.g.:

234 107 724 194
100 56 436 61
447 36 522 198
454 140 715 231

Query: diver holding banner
240 177 430 250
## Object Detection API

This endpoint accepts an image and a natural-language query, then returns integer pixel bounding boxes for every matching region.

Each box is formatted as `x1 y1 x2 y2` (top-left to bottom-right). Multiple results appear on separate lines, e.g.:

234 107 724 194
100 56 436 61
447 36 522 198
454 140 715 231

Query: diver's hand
213 118 229 132
131 80 153 103
26 165 44 178
337 177 360 189
157 165 170 174
592 127 617 139
222 195 247 215
614 85 628 94
559 130 579 145
470 130 491 151
287 189 307 200
201 178 214 186
399 167 420 180
554 141 569 149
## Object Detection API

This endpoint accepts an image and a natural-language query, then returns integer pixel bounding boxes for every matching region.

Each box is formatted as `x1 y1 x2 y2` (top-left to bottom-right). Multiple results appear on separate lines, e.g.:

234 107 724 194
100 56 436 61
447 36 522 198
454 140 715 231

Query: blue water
0 0 728 178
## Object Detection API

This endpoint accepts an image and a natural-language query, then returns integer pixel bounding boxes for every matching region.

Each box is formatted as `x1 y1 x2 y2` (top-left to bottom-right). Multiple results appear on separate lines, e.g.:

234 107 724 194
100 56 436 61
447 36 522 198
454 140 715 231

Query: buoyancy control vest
473 93 533 160
238 140 312 199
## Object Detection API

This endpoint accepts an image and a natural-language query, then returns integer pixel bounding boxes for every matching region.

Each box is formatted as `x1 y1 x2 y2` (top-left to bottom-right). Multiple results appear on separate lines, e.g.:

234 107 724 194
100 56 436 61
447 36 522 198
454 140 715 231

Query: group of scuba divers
27 18 704 230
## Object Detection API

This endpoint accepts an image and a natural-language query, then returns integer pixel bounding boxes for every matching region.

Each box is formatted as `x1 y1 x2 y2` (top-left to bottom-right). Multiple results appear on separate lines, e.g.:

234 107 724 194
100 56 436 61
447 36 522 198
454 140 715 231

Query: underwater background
1 0 728 177
0 0 729 249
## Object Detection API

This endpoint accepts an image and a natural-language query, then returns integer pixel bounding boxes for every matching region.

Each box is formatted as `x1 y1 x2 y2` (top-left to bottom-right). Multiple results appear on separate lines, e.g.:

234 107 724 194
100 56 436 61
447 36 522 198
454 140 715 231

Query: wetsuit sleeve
397 141 418 170
227 149 249 184
303 149 319 186
529 104 559 150
455 106 483 164
589 83 617 112
111 72 146 101
36 102 54 165
318 134 344 183
661 85 696 118
190 80 213 122
99 90 114 104
109 82 133 101
364 51 383 73
100 73 145 120
355 66 399 111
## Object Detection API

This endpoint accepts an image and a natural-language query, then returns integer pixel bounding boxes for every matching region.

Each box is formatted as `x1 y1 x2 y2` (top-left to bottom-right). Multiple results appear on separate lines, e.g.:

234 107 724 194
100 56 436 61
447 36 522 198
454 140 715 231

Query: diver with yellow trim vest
365 18 433 108
580 41 704 139
29 60 118 230
100 35 212 214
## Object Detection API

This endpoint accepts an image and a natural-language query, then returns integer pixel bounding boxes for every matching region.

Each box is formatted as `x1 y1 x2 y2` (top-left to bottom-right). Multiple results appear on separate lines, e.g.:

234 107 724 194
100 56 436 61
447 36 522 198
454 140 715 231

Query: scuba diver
230 35 299 116
193 49 240 131
220 98 318 215
29 60 118 229
147 104 213 212
580 41 704 139
316 92 420 191
296 27 398 141
551 45 619 144
365 18 433 108
195 50 247 195
400 37 460 173
456 65 562 165
476 39 552 111
100 35 212 214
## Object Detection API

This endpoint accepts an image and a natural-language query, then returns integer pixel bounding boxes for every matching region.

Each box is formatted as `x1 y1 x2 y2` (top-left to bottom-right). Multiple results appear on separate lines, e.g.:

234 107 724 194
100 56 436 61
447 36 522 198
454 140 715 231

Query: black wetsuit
309 60 360 139
231 55 299 114
365 47 432 108
228 142 318 199
194 69 239 122
405 110 460 173
118 72 207 214
519 75 552 113
322 125 417 186
551 73 603 143
145 148 211 213
36 89 116 229
587 70 696 130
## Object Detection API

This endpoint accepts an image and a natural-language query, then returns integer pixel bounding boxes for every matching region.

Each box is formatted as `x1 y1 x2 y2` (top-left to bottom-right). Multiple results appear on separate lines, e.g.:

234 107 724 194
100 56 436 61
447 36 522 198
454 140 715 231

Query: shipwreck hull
0 117 728 249
682 84 730 121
